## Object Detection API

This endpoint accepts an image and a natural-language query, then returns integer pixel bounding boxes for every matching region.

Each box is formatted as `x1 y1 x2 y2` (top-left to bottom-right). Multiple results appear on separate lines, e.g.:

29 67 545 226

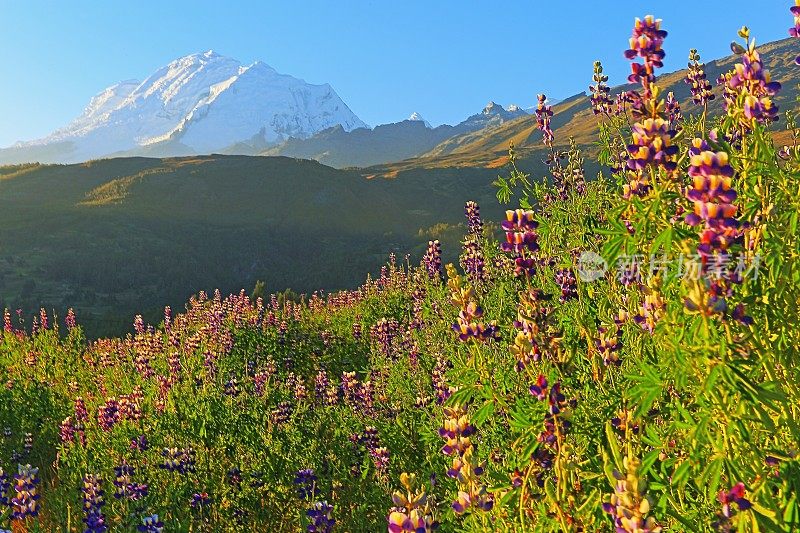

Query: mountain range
0 51 367 164
0 51 532 167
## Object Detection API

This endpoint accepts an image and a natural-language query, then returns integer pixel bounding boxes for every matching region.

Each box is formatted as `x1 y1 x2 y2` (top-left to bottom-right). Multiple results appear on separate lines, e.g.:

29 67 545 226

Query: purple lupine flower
685 49 715 106
626 118 678 173
60 417 76 445
159 447 196 474
3 309 11 333
306 501 335 533
462 240 487 285
603 457 661 532
535 94 554 146
97 398 120 432
791 2 800 63
501 209 539 277
371 318 400 358
0 467 10 505
11 464 40 519
464 201 483 238
65 308 77 330
554 268 578 303
294 469 319 500
452 302 501 343
624 15 667 89
589 61 613 115
113 462 147 500
596 325 623 366
529 374 548 401
190 492 210 508
719 482 752 518
82 474 107 533
726 39 781 125
422 240 443 281
138 514 164 533
271 401 293 425
432 357 454 404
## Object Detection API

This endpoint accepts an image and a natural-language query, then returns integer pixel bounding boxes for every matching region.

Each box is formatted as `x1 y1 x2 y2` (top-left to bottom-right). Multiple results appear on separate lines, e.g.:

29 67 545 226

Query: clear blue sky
0 0 793 147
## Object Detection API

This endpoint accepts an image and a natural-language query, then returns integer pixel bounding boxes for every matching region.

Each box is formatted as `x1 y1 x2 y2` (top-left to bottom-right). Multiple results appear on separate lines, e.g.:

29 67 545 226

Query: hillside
372 36 800 175
262 102 529 169
0 155 502 337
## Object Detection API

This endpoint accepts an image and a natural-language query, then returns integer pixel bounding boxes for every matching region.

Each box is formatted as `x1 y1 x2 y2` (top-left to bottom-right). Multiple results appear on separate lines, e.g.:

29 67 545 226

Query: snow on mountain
6 50 367 163
406 112 432 128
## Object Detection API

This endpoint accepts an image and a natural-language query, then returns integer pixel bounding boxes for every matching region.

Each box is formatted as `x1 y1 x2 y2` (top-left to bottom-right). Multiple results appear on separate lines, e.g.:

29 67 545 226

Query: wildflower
791 1 800 63
130 434 148 452
718 482 752 518
626 117 678 174
423 240 443 281
11 464 40 519
439 408 492 514
589 61 613 115
272 401 293 425
602 456 662 532
371 318 400 358
452 301 500 343
529 374 548 401
3 309 11 332
725 36 781 127
0 467 10 505
59 417 76 445
611 409 640 435
97 398 120 432
624 15 667 90
371 447 391 475
684 144 742 263
159 447 196 474
82 474 107 533
432 356 455 404
138 514 164 533
189 492 210 508
113 462 148 501
306 501 335 533
294 469 319 500
554 268 578 303
464 201 483 238
535 94 554 146
511 289 559 370
74 397 88 422
596 325 623 366
665 91 682 129
685 49 715 106
634 282 666 334
65 308 77 330
227 467 242 488
501 210 539 277
387 473 438 532
461 240 487 285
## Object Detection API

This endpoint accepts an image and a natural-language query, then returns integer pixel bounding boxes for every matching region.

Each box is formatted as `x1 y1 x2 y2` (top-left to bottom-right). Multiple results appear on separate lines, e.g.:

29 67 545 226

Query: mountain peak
4 51 367 161
482 101 504 114
406 112 431 128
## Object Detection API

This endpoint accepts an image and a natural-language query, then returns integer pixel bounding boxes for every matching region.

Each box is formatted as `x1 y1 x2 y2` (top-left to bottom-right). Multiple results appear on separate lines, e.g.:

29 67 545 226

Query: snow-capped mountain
406 112 432 128
1 51 367 164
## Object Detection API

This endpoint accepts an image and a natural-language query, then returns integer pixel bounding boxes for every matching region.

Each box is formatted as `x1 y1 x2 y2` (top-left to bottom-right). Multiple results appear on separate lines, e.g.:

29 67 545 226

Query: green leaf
472 400 495 427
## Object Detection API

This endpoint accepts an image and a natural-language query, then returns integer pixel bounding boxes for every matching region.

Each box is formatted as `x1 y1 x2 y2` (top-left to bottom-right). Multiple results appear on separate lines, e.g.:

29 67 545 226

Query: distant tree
251 280 266 302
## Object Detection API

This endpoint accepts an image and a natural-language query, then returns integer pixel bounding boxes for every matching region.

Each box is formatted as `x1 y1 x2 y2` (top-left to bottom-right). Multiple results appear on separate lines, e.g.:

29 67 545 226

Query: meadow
1 9 800 533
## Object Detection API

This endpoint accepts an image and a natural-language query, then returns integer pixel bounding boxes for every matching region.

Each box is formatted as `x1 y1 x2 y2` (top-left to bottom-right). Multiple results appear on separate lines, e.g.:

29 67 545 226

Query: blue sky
0 0 793 147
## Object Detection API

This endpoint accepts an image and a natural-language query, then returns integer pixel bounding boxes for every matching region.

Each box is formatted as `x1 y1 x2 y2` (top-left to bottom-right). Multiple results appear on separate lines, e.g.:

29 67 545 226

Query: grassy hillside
0 155 503 337
372 37 800 176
